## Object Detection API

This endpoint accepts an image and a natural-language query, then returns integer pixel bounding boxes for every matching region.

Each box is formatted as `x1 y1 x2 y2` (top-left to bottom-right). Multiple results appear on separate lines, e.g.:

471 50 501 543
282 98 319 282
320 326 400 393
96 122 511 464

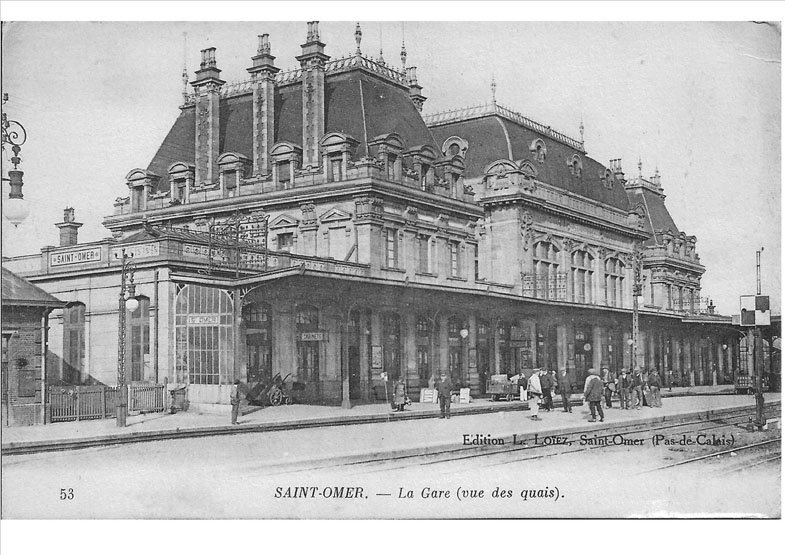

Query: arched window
128 296 150 382
530 139 547 163
296 304 320 382
570 250 594 303
244 302 272 383
569 154 583 177
175 285 234 385
604 257 625 307
63 302 85 384
533 241 560 300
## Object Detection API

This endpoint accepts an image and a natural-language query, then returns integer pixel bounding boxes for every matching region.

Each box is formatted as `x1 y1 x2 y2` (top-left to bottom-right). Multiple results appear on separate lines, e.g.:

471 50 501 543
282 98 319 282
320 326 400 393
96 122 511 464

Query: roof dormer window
568 154 583 177
530 139 547 163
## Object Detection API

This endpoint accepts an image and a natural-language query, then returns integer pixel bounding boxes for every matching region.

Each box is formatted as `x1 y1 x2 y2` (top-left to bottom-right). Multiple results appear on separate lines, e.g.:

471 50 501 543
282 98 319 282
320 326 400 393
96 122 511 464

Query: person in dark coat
583 368 604 422
648 369 662 408
393 378 407 412
540 369 554 412
631 369 644 410
436 372 452 419
618 368 631 409
557 368 572 413
230 379 242 425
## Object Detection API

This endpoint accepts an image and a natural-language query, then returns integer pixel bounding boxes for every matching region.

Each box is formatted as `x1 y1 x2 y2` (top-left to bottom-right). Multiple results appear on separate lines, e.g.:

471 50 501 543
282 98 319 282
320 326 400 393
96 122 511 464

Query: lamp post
117 248 138 427
631 241 644 373
2 96 30 227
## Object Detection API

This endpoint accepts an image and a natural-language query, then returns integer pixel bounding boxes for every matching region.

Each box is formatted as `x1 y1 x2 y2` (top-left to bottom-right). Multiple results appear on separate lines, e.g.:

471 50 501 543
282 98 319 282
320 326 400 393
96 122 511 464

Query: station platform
2 384 777 458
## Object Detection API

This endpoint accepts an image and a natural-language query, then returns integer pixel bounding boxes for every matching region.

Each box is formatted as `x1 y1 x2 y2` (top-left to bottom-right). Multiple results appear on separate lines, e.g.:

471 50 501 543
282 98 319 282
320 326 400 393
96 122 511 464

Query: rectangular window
386 228 399 268
474 244 479 281
131 188 143 211
417 345 430 381
175 180 186 203
418 236 429 273
278 162 290 189
330 158 342 182
450 241 461 277
387 155 397 181
278 232 294 252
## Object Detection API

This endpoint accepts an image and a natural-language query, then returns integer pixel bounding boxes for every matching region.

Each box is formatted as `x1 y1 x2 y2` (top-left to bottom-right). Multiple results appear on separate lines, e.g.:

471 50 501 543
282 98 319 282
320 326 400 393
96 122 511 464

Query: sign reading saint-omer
187 314 220 325
50 247 101 266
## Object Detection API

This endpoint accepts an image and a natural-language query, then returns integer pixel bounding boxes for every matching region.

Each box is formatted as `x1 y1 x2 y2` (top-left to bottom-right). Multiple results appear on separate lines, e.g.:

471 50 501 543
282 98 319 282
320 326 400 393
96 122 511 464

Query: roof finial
355 22 362 56
491 74 497 105
400 22 407 68
638 156 643 179
378 23 385 65
579 116 585 146
182 31 188 102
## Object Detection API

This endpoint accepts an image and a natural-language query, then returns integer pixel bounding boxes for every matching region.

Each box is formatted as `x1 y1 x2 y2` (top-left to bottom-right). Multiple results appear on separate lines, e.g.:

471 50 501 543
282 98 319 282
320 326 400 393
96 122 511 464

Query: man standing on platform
648 368 663 407
558 368 572 413
437 371 452 419
230 379 242 425
631 368 644 410
527 369 543 421
540 369 554 412
618 368 631 410
583 368 605 422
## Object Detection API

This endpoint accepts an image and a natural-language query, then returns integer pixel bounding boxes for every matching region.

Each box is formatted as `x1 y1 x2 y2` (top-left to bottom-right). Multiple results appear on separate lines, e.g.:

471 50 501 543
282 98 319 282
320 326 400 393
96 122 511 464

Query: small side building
2 267 65 426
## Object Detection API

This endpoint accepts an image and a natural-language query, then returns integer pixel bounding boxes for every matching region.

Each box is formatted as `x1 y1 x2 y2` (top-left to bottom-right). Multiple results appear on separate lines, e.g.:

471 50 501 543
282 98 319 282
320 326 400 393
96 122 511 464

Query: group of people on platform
514 366 664 422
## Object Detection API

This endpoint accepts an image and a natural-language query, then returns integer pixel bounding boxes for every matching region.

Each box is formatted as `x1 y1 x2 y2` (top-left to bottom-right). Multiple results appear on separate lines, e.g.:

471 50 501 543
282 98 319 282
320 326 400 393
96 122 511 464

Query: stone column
622 331 632 369
370 311 382 398
359 310 370 401
403 311 417 388
592 325 602 372
438 314 449 376
556 324 568 373
684 338 693 387
467 314 479 396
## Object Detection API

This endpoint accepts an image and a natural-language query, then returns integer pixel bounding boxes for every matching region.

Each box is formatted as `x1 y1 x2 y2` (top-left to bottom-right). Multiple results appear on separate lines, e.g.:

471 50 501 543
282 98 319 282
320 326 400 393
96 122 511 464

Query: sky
0 4 781 317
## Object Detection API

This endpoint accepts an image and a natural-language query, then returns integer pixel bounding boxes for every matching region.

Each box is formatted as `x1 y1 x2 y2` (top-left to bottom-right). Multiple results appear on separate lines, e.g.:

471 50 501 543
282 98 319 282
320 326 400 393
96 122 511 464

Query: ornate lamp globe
3 169 29 227
125 297 140 312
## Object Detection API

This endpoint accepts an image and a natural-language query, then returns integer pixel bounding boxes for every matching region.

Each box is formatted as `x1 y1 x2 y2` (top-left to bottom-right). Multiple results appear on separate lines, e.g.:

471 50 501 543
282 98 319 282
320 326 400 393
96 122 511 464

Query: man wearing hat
527 369 543 421
436 371 453 419
583 368 605 422
230 379 242 425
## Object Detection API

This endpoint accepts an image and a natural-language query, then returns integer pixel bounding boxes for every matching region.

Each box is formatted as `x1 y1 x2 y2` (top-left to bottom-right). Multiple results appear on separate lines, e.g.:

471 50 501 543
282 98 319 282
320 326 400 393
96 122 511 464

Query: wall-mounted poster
371 345 383 369
468 347 477 368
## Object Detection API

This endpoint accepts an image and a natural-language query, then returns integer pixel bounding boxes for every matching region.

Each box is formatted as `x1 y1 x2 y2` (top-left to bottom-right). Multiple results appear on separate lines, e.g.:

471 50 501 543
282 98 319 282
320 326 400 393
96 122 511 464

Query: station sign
50 247 101 267
298 332 328 342
187 314 220 325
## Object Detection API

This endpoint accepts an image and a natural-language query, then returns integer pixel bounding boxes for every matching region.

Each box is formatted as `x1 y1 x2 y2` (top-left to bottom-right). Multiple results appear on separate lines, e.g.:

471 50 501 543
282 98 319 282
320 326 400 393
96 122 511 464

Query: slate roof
428 112 632 212
1 267 65 307
147 70 439 192
626 186 682 246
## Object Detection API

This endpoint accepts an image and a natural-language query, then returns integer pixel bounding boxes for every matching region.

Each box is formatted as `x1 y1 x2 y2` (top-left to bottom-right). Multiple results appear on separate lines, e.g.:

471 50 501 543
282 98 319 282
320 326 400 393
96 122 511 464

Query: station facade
3 22 761 408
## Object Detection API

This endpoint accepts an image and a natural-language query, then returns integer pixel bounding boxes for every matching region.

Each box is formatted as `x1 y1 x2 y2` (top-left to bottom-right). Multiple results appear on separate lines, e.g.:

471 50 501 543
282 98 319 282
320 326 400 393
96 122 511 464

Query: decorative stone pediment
269 214 300 229
441 136 469 158
168 162 195 176
270 141 303 159
125 168 161 189
320 207 353 224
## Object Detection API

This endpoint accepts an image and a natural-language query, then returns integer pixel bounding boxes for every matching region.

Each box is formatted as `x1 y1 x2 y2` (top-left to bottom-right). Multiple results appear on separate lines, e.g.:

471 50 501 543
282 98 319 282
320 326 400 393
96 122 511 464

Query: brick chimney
295 22 330 168
247 34 280 176
55 207 82 246
191 47 225 185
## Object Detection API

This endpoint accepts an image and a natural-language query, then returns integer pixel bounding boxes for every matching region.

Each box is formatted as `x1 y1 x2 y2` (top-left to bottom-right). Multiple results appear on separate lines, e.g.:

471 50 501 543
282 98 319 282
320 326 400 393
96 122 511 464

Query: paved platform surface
1 385 771 456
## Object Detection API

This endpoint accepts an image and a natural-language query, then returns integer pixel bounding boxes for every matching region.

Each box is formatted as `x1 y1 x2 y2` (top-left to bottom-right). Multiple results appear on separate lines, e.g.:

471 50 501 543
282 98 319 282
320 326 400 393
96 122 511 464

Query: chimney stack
296 21 330 168
191 47 225 185
407 67 427 112
248 34 280 176
56 207 82 247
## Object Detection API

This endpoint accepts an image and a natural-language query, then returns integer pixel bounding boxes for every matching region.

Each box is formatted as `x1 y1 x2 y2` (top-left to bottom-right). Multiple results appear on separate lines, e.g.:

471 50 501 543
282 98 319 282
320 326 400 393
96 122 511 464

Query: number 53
60 488 74 500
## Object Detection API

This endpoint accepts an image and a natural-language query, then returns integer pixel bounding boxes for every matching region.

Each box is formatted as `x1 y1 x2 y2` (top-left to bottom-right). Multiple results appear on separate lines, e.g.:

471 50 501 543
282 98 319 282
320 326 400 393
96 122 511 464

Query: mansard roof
146 69 439 192
426 104 632 212
626 185 681 247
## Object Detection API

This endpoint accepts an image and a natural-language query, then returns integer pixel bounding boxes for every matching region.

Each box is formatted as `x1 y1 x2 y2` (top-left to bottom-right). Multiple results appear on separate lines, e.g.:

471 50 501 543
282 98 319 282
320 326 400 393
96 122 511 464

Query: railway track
259 402 781 476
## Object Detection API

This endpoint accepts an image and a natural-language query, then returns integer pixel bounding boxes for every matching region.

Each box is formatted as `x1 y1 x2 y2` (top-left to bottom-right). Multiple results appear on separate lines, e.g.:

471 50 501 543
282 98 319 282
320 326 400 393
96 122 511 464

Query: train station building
2 22 773 410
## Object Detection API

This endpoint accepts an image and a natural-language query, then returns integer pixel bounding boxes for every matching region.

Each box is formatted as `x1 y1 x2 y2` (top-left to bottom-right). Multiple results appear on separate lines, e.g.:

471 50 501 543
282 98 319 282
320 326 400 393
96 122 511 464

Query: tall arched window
244 302 272 383
128 296 150 382
383 312 401 382
175 285 234 385
296 304 320 382
604 257 625 307
533 241 560 300
63 302 85 384
570 250 594 303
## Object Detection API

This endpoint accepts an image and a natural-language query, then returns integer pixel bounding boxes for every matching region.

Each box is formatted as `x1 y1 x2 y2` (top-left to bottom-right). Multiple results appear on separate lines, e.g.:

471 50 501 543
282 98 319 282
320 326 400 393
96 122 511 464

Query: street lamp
116 248 137 427
2 98 30 227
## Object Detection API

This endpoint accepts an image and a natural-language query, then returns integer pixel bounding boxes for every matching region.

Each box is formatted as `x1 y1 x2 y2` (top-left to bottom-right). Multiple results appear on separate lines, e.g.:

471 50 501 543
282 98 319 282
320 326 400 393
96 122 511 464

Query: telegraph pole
753 248 765 431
